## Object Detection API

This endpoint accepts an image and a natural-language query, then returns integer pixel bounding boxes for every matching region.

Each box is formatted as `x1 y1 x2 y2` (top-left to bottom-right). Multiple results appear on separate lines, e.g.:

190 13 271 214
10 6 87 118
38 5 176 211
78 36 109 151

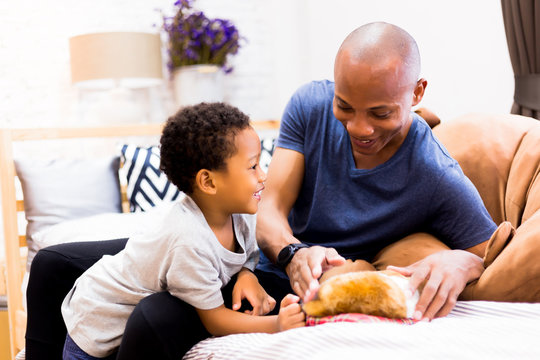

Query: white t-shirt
61 193 259 357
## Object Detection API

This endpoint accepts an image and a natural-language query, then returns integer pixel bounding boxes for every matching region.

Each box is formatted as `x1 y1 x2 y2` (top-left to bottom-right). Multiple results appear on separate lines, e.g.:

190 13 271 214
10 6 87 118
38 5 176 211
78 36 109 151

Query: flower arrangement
162 0 242 74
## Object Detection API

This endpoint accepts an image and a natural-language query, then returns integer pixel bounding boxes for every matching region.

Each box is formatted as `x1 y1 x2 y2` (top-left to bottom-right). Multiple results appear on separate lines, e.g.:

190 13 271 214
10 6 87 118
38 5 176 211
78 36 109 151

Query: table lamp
69 31 164 123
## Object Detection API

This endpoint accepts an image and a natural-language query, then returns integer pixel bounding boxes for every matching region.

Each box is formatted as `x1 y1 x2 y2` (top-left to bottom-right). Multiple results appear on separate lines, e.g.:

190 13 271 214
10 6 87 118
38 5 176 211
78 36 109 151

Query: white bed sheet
184 301 540 360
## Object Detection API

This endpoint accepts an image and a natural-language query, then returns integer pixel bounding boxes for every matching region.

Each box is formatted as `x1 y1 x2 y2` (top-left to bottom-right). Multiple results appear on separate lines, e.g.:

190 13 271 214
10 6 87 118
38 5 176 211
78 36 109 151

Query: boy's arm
197 306 279 335
196 294 304 336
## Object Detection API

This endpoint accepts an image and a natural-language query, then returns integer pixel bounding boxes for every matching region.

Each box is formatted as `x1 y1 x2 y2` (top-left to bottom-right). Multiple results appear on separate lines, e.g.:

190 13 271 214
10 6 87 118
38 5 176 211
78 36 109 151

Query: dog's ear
319 259 375 283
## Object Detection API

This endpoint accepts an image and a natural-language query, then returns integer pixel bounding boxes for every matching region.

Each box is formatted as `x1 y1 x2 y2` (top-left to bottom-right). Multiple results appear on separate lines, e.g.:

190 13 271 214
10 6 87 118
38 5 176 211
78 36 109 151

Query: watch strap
277 243 309 270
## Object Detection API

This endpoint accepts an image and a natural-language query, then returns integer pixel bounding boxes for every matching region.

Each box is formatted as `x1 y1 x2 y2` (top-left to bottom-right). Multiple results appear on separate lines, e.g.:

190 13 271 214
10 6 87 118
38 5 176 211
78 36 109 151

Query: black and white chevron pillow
120 137 276 212
260 136 276 173
121 144 181 212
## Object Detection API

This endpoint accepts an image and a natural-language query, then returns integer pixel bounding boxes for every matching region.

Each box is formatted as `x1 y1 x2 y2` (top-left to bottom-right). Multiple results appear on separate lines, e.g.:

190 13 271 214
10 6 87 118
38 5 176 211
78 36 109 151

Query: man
255 22 496 321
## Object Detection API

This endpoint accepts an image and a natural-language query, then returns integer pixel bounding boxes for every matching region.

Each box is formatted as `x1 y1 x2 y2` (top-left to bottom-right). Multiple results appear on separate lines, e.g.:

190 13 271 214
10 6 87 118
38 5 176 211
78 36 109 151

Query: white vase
172 64 224 108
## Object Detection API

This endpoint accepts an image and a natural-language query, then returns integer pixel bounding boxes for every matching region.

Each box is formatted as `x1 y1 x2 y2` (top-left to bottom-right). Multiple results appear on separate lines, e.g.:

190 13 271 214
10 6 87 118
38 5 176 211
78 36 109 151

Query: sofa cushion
461 210 540 302
482 221 515 268
505 125 540 226
432 113 538 225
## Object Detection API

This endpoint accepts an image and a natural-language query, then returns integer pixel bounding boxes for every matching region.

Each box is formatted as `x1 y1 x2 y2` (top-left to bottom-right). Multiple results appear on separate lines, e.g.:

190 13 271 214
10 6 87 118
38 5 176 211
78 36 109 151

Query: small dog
303 260 419 319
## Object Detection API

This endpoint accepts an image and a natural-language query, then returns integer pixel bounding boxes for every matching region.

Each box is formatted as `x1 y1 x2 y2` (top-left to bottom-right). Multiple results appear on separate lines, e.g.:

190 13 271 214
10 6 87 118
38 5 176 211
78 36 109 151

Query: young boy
61 102 305 359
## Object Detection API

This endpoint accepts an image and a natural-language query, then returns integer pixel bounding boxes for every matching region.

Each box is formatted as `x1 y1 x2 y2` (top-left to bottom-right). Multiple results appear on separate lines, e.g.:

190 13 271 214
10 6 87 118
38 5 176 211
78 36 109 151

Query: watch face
277 244 308 269
277 245 293 264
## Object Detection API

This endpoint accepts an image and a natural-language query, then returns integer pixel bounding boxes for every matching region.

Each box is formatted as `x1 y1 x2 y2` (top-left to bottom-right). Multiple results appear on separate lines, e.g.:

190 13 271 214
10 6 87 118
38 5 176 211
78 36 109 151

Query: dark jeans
63 334 116 360
25 238 291 360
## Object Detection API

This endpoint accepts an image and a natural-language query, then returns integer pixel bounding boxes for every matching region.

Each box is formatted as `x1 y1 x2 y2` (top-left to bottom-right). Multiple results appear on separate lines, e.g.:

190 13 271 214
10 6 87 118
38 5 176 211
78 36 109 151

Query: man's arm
257 147 305 261
256 147 345 301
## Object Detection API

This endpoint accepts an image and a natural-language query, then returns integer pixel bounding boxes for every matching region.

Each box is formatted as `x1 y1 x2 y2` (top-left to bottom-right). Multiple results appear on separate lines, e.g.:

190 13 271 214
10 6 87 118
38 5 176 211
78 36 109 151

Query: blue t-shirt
257 80 496 276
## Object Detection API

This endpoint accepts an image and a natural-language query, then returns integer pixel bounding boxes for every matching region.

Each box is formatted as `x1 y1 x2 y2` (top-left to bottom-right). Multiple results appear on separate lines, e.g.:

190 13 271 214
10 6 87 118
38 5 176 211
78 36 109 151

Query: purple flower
161 0 243 74
174 0 193 9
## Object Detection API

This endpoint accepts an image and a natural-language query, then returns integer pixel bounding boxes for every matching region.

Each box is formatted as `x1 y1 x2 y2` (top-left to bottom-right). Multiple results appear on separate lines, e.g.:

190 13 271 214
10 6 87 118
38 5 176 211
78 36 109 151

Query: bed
2 112 540 360
185 301 540 359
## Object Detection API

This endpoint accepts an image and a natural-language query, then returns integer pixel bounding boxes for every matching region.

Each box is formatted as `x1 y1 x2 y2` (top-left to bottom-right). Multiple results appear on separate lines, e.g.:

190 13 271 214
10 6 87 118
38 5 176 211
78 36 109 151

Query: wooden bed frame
0 120 279 359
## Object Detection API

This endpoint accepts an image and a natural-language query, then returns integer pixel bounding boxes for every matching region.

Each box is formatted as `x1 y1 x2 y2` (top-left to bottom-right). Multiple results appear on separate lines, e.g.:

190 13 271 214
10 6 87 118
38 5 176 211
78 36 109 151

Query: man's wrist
276 243 310 270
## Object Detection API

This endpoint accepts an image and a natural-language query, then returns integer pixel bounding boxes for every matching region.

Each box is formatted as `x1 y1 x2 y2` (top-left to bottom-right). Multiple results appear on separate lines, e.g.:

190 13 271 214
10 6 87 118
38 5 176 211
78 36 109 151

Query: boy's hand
232 268 276 315
277 294 305 331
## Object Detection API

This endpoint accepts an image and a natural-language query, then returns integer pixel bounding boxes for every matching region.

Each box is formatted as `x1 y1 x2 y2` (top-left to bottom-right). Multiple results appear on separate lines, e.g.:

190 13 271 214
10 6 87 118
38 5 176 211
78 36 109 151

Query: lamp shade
69 32 163 89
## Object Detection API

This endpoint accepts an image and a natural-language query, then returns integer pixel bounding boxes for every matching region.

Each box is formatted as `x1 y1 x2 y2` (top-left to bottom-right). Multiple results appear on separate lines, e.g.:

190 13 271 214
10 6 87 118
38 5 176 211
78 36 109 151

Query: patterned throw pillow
121 145 181 212
121 136 276 212
260 136 276 173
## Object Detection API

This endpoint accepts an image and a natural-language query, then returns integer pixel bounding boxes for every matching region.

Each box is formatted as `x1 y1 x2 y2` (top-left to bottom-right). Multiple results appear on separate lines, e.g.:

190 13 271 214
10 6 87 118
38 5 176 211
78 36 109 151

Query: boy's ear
195 169 217 195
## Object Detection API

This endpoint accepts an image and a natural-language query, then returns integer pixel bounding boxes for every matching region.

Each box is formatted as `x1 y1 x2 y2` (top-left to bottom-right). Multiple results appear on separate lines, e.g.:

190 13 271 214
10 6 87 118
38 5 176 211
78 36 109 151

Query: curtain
501 0 540 120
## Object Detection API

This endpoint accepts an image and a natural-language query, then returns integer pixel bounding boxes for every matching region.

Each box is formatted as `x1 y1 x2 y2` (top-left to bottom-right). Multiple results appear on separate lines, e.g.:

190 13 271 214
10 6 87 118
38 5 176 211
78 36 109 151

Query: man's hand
232 268 276 315
387 249 484 321
286 246 346 302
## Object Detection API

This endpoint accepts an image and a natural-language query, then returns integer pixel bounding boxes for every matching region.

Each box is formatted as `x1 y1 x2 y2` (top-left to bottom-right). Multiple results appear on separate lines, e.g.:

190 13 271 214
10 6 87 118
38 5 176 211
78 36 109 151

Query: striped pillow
121 144 181 212
260 136 275 173
121 137 276 212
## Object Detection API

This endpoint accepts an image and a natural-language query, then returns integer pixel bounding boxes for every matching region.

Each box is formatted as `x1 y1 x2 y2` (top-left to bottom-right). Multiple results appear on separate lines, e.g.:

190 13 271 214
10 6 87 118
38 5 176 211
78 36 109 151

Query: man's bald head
336 22 421 85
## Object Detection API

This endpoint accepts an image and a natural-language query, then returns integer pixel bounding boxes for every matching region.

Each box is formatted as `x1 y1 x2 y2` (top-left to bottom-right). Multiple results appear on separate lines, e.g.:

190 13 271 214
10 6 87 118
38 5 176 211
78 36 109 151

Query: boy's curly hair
160 102 251 194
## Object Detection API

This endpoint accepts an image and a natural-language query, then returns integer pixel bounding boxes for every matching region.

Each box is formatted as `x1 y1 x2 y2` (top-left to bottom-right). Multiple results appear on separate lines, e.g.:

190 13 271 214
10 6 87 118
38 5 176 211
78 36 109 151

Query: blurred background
0 0 513 127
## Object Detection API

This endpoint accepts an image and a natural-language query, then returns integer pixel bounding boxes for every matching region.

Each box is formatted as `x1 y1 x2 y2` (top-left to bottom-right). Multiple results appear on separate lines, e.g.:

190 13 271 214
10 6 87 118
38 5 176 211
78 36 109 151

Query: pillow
121 145 181 212
121 136 277 212
260 136 276 173
15 156 122 268
31 203 173 255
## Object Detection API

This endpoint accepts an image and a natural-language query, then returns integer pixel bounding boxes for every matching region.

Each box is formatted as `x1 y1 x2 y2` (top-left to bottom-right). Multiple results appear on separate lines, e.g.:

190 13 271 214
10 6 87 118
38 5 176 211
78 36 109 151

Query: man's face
333 52 423 169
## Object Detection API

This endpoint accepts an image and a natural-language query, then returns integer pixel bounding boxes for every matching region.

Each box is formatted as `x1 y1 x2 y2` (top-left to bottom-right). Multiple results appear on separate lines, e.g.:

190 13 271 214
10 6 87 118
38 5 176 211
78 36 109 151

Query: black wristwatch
276 243 310 270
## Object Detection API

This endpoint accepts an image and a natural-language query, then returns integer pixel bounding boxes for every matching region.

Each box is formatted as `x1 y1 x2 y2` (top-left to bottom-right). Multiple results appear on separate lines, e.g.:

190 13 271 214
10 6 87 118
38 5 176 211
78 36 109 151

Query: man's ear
194 169 217 195
412 78 428 106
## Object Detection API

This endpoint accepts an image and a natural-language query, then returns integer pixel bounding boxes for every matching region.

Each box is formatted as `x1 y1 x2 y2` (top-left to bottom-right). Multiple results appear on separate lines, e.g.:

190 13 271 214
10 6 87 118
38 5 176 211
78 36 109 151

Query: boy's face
214 127 266 214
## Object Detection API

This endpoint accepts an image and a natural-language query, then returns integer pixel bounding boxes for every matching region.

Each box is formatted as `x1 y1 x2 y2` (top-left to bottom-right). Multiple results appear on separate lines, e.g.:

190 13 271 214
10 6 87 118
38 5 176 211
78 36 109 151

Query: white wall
0 0 513 127
0 0 515 256
288 0 514 122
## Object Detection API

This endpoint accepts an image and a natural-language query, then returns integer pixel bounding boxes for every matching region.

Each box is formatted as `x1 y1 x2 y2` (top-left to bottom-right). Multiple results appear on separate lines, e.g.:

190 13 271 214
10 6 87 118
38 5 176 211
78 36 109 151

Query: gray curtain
501 0 540 119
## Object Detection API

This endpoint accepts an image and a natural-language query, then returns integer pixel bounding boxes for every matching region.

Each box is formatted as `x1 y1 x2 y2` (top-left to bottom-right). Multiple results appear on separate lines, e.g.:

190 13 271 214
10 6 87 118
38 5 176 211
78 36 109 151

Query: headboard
0 120 279 358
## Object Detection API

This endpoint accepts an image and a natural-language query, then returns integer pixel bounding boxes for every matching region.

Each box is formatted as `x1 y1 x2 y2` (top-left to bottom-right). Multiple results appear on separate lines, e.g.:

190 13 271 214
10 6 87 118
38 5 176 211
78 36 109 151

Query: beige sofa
432 113 540 301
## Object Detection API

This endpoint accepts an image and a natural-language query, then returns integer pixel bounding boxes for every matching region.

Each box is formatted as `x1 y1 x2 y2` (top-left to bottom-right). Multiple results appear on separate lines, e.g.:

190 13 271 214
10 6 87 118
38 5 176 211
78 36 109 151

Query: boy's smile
253 186 264 201
214 127 267 214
